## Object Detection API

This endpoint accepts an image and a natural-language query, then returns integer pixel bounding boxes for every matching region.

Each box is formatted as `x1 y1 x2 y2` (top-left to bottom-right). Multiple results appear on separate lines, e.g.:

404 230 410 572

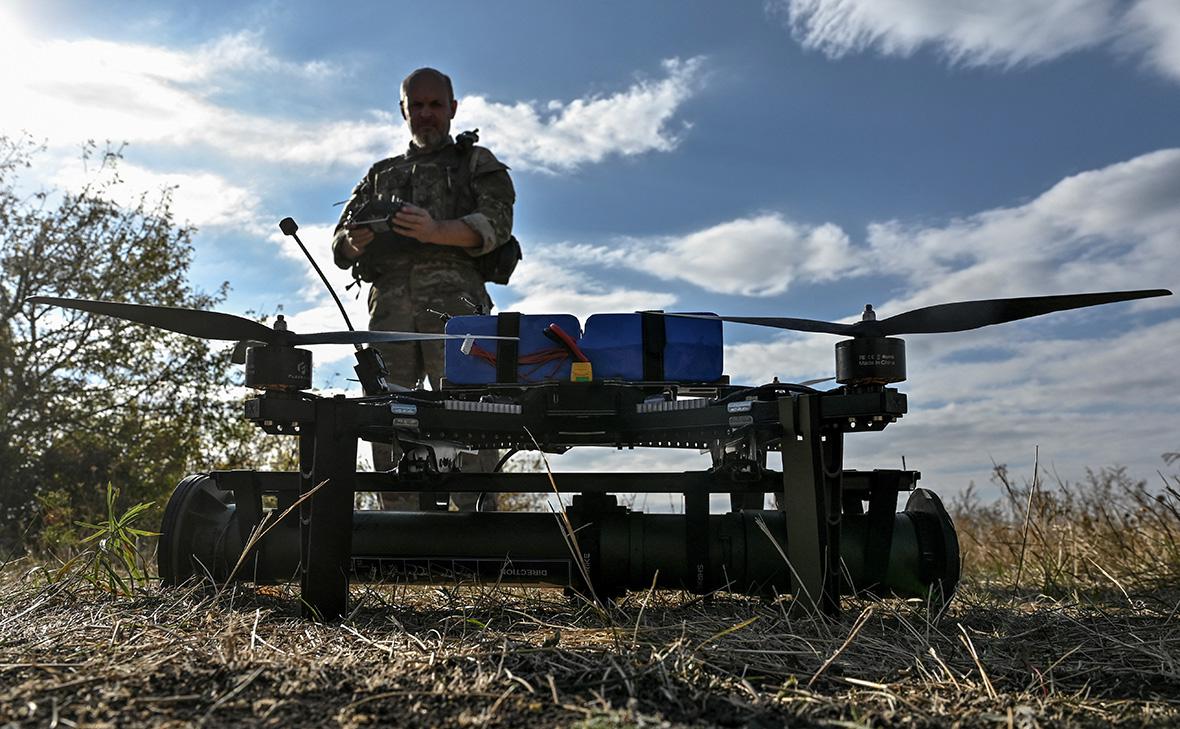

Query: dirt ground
2 562 1178 728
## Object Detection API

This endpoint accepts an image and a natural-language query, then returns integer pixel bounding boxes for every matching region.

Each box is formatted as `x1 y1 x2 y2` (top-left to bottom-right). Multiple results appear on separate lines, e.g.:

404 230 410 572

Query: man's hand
392 203 440 243
342 226 374 260
393 203 481 248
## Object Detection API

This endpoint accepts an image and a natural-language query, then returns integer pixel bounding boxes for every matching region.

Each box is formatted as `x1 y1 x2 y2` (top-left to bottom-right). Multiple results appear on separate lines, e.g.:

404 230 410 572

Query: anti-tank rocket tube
161 480 959 602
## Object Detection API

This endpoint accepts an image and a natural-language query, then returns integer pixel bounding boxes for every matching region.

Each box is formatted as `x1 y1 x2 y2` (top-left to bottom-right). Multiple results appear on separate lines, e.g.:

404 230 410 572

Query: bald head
400 68 454 105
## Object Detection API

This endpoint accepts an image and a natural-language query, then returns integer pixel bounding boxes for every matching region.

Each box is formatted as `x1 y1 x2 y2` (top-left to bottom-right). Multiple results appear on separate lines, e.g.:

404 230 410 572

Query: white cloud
769 0 1180 81
1121 0 1180 82
191 31 341 80
461 57 707 172
0 38 397 170
0 17 705 173
774 0 1116 66
0 27 385 169
540 214 857 297
636 214 856 296
48 159 265 231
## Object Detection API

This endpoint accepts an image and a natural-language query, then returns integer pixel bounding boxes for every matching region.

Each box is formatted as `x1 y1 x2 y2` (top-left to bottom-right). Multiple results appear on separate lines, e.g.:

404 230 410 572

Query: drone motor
835 336 906 385
244 344 312 391
235 314 310 391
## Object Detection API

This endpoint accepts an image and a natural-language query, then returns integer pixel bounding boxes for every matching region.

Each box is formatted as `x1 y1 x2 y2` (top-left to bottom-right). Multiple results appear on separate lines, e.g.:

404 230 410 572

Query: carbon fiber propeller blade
871 289 1172 336
290 331 517 345
660 313 856 336
27 296 279 343
674 289 1171 337
28 296 520 347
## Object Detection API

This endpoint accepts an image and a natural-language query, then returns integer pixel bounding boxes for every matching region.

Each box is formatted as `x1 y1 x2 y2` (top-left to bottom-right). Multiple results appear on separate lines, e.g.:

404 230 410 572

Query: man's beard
411 126 446 149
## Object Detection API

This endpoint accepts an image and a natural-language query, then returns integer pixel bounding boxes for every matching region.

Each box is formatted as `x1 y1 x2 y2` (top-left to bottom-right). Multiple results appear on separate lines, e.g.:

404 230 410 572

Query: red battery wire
462 322 589 380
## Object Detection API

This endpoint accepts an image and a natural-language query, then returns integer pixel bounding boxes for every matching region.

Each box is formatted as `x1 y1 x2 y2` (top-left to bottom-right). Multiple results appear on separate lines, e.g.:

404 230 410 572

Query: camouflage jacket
331 133 515 281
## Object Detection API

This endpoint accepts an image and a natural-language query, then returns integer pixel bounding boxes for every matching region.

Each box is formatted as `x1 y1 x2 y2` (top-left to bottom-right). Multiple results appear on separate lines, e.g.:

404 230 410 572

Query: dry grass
953 464 1180 600
2 466 1179 728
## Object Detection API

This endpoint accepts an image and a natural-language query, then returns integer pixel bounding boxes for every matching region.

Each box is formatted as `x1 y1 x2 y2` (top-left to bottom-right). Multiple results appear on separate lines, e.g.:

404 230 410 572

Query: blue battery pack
444 313 582 385
579 313 723 382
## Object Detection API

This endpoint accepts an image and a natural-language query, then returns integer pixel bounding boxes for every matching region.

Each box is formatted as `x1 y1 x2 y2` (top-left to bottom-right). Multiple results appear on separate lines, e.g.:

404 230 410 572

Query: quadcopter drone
27 218 1172 620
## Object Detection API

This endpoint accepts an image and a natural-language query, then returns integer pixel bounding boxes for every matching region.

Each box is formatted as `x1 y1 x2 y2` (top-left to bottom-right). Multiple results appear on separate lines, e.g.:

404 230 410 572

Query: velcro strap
496 312 521 383
640 312 666 381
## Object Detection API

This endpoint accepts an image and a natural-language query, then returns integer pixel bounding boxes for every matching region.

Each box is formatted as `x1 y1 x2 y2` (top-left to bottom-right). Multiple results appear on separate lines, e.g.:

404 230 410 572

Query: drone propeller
27 296 279 343
862 289 1171 337
670 288 1171 386
25 296 515 347
677 289 1171 338
289 330 509 345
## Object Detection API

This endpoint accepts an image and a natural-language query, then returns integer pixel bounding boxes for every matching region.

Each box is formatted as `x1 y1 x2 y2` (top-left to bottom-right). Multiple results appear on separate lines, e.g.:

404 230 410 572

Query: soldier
332 67 515 510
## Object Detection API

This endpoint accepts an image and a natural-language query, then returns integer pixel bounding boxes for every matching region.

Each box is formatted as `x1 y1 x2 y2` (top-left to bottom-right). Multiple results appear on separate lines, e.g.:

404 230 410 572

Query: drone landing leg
780 394 842 615
299 398 358 621
222 470 263 579
820 428 844 613
684 488 710 594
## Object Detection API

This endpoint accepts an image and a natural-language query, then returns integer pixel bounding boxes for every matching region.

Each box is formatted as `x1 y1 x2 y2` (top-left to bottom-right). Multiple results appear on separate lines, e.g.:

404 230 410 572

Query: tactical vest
351 140 482 280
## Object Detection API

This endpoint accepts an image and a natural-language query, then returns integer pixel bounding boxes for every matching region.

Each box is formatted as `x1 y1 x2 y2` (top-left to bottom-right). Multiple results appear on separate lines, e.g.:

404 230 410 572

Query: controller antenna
278 217 360 351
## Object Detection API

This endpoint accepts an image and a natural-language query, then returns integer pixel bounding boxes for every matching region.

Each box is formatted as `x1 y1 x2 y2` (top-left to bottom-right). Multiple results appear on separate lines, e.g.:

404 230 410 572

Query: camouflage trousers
367 263 499 511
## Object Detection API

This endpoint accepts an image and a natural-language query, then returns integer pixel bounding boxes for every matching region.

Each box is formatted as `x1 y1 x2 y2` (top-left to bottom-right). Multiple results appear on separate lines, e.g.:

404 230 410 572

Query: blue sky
3 0 1179 498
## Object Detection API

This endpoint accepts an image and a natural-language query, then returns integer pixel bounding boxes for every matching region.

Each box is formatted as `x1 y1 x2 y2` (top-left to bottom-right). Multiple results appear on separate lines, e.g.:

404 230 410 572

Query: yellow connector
570 362 593 382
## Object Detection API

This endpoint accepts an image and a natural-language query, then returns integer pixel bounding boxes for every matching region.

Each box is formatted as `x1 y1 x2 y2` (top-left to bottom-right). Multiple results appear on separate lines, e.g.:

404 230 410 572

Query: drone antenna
278 217 360 349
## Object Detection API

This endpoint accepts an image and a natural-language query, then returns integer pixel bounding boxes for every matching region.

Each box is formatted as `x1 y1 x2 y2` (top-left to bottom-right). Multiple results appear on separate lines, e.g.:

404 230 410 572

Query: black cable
713 381 818 406
492 448 519 472
475 448 519 512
